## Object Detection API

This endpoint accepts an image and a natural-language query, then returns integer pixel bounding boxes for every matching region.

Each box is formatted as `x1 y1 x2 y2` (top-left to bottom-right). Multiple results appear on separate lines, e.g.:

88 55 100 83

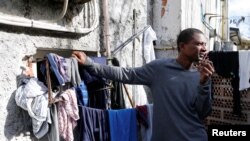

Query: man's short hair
177 28 204 52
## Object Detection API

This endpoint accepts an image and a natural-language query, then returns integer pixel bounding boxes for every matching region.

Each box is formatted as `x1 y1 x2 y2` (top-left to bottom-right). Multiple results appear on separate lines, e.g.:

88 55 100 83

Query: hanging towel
108 109 137 141
239 50 250 90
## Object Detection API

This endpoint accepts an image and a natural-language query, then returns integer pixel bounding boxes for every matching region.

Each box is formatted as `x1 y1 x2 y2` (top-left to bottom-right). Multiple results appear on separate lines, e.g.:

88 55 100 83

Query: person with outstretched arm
72 28 215 141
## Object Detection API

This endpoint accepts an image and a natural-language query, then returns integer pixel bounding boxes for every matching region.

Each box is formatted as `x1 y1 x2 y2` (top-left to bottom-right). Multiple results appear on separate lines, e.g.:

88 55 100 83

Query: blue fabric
78 106 110 141
76 81 89 106
46 53 65 86
87 80 109 109
108 109 137 141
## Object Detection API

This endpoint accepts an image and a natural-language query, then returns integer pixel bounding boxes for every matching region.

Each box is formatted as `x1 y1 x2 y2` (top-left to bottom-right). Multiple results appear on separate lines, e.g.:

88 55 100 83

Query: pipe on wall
0 0 98 34
221 0 229 41
49 0 69 22
225 0 229 41
102 0 111 59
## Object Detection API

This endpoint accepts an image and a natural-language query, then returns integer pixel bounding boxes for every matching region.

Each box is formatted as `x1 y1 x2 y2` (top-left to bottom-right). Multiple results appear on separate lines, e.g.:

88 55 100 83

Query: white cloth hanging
143 26 157 63
239 50 250 90
15 77 50 139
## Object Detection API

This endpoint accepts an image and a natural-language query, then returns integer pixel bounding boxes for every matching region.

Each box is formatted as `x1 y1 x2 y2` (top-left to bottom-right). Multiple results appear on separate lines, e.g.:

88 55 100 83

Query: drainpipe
222 0 229 41
52 0 69 22
132 9 136 106
102 0 112 109
221 0 234 51
0 0 98 34
102 0 111 60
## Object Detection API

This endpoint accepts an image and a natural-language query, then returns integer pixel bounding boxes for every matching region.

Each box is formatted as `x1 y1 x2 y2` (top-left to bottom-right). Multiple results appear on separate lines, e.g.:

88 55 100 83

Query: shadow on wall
3 75 37 141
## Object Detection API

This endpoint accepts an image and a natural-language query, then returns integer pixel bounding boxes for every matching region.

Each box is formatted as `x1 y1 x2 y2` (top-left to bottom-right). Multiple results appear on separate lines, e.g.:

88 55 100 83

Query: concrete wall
152 0 223 59
0 0 147 140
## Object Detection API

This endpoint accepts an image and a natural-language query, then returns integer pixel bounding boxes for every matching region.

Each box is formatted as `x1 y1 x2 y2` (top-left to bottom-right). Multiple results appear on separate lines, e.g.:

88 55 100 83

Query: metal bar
154 47 177 50
123 84 134 108
46 58 53 106
111 25 150 56
132 9 136 104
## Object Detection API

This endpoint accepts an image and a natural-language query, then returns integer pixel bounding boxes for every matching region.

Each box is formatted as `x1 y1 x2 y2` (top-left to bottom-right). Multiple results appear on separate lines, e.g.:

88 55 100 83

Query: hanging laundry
76 80 89 106
239 50 250 90
143 25 157 63
77 106 110 141
108 108 137 141
39 54 81 88
46 53 66 86
47 104 60 141
137 104 153 141
78 56 111 109
57 89 79 141
136 105 149 128
15 77 50 139
111 57 126 109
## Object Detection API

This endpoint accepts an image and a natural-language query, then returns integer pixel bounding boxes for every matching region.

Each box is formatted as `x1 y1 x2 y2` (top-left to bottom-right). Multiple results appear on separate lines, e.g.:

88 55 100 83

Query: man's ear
179 42 185 50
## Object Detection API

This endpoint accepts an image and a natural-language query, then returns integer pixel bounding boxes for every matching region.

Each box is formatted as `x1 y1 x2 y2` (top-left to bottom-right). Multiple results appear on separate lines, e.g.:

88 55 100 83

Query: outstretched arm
72 51 155 85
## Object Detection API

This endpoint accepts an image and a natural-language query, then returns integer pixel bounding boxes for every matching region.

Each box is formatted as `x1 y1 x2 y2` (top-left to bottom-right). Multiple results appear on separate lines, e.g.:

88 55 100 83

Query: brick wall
205 74 250 125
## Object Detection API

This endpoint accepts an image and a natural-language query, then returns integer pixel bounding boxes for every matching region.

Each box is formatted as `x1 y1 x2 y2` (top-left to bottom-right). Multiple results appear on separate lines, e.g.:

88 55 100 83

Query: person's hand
198 58 214 85
72 51 87 65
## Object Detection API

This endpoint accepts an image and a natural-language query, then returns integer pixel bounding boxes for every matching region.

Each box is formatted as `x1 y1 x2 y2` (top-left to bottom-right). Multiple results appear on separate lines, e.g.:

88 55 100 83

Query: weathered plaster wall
108 0 149 107
0 0 148 140
153 0 181 49
152 0 222 59
152 0 181 59
181 0 223 51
